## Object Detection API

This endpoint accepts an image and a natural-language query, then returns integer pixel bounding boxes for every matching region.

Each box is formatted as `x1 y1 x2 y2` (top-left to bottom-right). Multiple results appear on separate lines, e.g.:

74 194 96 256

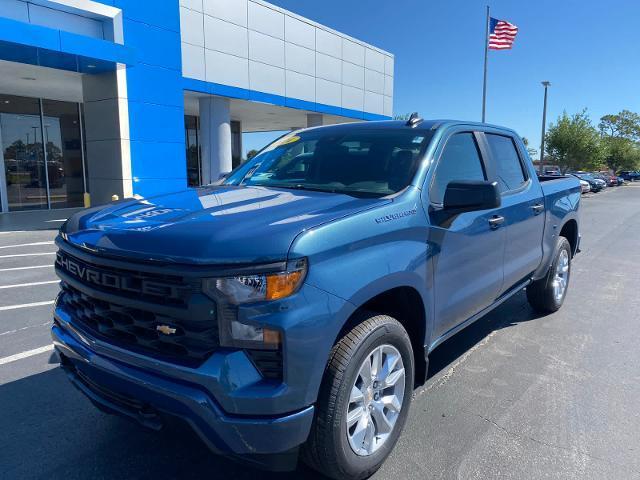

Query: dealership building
0 0 394 213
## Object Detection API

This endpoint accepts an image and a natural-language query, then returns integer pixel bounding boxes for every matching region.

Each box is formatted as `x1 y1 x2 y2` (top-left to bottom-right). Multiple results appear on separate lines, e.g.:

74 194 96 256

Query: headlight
203 258 308 351
204 258 307 305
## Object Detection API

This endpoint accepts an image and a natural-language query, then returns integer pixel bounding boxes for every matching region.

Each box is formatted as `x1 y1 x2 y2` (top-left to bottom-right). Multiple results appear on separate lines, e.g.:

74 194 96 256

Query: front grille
54 250 194 307
59 282 220 367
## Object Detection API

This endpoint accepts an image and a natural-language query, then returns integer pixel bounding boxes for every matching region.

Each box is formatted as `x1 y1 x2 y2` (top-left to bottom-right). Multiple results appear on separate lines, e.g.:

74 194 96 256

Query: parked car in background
570 173 603 192
598 173 619 187
591 173 609 188
578 179 591 194
618 171 640 182
616 176 625 186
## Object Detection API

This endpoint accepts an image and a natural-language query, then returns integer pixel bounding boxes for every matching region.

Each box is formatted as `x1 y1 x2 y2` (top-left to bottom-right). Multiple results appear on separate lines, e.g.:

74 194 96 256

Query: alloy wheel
346 344 406 456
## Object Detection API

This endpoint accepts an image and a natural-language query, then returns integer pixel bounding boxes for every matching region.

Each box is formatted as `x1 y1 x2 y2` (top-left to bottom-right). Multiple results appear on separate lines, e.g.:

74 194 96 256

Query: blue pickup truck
52 119 580 479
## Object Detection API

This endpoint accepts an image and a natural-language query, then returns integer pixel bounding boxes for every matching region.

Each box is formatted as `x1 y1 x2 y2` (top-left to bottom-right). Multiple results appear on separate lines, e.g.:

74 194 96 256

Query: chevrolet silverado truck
52 119 580 479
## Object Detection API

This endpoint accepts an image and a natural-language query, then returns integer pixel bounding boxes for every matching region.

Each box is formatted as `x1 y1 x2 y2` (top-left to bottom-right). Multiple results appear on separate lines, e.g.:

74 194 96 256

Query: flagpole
481 5 490 122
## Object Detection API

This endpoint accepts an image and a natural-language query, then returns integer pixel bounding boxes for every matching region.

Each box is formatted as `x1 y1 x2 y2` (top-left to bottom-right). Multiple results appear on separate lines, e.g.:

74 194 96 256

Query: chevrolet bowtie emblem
156 325 177 335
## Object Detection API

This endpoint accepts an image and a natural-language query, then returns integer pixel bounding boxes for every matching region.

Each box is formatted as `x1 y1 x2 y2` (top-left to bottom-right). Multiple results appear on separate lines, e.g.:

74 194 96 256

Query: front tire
302 313 414 480
527 236 572 313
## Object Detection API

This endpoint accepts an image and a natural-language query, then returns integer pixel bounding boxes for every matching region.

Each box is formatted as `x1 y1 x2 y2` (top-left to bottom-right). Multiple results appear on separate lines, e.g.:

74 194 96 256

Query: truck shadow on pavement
0 291 542 480
427 289 541 379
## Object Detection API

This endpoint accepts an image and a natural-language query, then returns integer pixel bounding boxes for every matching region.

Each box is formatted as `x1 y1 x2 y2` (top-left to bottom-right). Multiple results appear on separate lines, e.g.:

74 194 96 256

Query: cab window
485 134 527 192
430 133 486 204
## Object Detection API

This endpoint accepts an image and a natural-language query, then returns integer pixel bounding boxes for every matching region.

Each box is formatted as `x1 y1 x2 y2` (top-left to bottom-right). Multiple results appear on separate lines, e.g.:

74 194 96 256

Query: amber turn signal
266 270 304 301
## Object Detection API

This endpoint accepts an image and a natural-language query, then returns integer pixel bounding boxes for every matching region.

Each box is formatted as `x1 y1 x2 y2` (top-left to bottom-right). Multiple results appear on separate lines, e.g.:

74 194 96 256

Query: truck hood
62 185 385 265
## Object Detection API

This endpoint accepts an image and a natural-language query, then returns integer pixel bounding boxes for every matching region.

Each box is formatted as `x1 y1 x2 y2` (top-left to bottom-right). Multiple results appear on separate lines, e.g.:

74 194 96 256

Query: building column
200 97 232 183
307 113 324 128
82 70 132 205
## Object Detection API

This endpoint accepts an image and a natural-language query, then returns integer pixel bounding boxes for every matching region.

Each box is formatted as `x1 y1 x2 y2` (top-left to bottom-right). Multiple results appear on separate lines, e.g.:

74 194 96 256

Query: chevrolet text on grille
55 252 189 299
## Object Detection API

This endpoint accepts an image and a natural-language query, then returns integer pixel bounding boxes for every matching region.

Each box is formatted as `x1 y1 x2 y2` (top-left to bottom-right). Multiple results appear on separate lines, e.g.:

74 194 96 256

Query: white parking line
0 281 59 290
0 265 53 272
0 252 56 259
0 241 54 249
0 321 50 337
0 231 28 235
0 344 54 366
0 301 55 312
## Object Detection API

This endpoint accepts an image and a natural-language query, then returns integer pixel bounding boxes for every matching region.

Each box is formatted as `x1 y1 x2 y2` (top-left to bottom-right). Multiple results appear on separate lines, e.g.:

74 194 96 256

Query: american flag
488 17 518 50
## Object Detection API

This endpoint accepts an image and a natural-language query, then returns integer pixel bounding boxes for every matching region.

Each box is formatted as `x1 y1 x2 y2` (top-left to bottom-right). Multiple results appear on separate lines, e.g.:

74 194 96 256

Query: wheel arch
336 281 430 387
559 218 579 257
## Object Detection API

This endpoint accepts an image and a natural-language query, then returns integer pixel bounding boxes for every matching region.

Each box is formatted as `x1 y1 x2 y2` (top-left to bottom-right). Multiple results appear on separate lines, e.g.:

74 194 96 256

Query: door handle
488 215 505 229
531 204 544 215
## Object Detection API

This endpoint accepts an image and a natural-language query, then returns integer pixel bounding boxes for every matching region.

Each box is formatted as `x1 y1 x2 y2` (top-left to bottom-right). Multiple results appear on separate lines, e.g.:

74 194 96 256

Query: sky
244 0 640 158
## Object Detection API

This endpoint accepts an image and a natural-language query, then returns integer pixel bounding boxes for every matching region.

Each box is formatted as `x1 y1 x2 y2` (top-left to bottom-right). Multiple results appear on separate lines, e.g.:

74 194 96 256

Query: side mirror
443 180 501 213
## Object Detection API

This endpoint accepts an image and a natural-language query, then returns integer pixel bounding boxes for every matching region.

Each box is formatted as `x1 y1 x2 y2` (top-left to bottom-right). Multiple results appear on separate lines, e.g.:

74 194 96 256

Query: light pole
539 81 551 174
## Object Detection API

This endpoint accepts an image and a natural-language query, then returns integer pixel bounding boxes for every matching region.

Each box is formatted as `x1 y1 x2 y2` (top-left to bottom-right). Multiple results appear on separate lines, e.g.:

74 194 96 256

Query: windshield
224 128 432 197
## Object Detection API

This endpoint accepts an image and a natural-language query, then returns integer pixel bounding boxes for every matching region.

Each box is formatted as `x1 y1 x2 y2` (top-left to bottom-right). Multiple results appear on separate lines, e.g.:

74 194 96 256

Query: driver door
426 131 506 342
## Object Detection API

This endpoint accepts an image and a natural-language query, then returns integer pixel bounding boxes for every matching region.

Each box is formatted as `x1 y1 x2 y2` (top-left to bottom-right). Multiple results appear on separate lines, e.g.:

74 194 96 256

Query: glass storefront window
184 115 243 188
0 95 48 211
42 99 85 208
0 94 86 212
185 115 201 187
231 120 242 169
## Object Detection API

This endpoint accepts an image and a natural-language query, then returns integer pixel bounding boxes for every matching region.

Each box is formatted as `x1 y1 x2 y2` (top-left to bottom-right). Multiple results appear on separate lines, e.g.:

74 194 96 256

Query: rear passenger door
426 131 506 341
481 132 545 295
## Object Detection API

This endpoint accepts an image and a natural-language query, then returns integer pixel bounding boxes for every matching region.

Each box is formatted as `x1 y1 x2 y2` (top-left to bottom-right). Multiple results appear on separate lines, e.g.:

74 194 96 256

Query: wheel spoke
384 367 405 388
379 351 400 383
382 394 402 413
371 403 394 434
363 418 376 453
350 414 369 448
350 385 364 404
347 406 365 427
371 348 382 378
359 356 372 386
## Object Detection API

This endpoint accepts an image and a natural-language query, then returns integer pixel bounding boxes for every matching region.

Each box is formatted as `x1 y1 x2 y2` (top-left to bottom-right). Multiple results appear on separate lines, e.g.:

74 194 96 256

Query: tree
521 137 538 159
601 136 640 172
545 110 605 173
598 110 640 172
246 149 259 160
598 110 640 141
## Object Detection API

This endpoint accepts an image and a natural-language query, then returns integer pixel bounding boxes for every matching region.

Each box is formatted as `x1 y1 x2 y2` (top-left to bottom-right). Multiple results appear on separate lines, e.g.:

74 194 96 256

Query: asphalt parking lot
1 185 639 480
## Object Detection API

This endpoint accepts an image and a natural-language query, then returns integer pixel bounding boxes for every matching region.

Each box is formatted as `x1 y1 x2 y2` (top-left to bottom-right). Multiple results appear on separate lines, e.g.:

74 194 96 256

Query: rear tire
527 236 572 313
302 313 414 480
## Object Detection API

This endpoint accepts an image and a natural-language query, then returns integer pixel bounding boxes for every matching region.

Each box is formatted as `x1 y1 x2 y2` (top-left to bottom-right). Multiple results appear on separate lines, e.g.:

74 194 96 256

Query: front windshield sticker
412 136 425 144
274 135 301 147
244 164 260 180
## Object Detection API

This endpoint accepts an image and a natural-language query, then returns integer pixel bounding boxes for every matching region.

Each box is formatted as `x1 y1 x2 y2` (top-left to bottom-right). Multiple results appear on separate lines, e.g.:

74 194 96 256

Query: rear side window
485 134 527 192
431 133 486 204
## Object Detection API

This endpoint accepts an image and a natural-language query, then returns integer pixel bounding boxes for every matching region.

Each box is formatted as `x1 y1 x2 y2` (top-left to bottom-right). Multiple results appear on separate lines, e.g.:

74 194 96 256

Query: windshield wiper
257 184 382 198
260 183 341 193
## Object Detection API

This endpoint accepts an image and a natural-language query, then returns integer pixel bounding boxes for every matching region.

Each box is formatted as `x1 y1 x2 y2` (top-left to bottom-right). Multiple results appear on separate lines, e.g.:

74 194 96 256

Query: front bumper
51 322 314 458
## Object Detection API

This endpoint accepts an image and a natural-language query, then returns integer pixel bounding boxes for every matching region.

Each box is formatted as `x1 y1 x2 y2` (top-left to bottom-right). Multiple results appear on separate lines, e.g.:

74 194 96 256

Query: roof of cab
303 119 516 135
